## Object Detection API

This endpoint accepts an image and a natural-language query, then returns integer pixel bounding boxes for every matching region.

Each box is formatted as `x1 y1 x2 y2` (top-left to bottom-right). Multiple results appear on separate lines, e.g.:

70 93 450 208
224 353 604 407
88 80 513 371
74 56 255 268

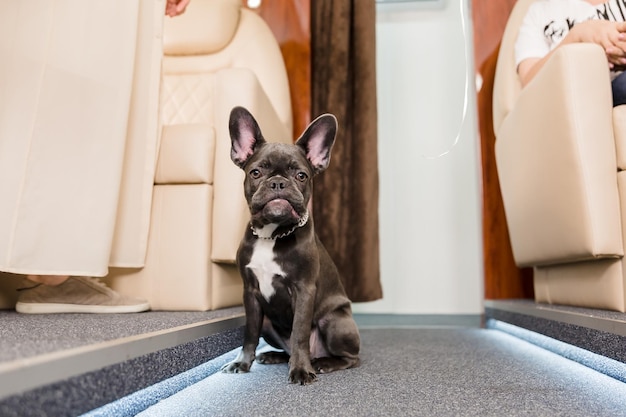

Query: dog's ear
295 113 337 174
229 106 266 168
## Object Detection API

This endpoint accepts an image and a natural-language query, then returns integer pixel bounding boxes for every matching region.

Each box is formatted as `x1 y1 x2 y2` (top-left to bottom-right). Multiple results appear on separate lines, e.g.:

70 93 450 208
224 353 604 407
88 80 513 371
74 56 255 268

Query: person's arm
518 20 626 87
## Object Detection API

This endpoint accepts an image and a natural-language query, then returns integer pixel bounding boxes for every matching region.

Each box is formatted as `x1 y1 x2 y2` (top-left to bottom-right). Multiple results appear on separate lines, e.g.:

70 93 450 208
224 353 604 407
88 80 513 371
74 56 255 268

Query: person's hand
165 0 190 17
606 21 626 69
568 20 626 68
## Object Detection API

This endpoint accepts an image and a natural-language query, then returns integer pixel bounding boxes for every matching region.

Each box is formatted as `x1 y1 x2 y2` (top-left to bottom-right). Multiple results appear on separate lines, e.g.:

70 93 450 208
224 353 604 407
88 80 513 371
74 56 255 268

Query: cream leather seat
105 0 293 310
493 0 626 311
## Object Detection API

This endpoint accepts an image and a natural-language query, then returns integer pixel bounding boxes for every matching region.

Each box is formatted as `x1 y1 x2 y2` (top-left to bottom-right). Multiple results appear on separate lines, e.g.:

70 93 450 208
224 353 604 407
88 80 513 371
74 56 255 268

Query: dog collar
251 211 309 240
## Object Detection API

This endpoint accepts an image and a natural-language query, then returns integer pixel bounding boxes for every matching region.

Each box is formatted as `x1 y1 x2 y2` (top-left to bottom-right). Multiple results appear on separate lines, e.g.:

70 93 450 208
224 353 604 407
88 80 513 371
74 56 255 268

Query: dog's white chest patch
246 238 285 301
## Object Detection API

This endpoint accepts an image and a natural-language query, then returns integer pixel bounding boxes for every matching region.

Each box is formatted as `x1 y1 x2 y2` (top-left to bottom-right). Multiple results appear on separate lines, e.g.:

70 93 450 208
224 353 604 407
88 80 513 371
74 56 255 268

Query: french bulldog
221 106 360 385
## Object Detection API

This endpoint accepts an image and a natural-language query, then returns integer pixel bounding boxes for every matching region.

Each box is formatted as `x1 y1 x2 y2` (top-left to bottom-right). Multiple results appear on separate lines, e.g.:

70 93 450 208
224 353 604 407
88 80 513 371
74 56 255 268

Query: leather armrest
495 43 623 266
155 124 215 184
612 105 626 170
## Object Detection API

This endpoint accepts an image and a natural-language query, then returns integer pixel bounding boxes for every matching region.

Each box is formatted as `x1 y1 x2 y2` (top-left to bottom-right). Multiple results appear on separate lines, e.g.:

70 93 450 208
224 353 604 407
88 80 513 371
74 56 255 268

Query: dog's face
229 107 337 229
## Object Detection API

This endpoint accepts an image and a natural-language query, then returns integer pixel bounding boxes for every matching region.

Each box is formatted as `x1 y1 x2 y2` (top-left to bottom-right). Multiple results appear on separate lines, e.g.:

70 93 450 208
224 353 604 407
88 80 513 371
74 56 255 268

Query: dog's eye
296 172 308 182
250 169 262 179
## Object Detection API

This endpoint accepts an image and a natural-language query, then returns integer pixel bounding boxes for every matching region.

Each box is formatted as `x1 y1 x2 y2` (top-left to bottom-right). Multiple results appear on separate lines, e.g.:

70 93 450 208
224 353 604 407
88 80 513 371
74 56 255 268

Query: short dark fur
221 106 360 385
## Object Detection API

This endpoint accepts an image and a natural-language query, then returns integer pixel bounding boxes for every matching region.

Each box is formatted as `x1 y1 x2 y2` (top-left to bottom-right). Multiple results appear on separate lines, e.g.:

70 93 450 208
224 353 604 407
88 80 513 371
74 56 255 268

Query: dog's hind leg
311 356 360 373
257 351 290 364
312 309 361 373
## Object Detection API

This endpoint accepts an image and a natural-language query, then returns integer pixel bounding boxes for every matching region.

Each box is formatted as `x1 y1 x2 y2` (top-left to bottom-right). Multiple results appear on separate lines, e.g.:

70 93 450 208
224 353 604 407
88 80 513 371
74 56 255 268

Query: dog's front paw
289 367 317 385
221 361 251 374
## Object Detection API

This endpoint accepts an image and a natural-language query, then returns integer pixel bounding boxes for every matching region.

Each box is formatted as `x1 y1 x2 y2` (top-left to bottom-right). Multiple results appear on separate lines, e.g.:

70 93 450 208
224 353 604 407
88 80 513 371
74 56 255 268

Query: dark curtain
311 0 382 302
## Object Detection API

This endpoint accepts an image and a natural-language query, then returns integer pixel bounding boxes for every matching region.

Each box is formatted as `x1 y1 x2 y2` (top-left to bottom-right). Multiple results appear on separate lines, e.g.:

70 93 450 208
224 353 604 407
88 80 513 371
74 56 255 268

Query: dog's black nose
270 177 287 190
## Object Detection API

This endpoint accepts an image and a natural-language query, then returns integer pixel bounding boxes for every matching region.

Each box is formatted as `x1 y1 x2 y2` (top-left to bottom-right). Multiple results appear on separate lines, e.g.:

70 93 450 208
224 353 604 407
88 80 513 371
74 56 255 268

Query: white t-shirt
515 0 626 67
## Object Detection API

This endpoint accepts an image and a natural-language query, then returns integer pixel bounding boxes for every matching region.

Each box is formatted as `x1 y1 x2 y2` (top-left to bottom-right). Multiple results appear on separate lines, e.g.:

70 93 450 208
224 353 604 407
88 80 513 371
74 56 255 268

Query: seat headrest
163 0 241 56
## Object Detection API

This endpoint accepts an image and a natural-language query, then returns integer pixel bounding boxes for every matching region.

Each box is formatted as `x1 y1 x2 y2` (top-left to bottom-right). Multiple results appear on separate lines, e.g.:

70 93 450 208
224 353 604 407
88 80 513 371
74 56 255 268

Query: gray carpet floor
0 308 243 363
130 327 626 417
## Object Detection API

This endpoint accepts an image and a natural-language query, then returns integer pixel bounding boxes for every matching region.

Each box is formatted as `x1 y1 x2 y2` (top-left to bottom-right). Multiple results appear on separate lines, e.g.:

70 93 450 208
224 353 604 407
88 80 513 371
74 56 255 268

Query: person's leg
612 71 626 107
